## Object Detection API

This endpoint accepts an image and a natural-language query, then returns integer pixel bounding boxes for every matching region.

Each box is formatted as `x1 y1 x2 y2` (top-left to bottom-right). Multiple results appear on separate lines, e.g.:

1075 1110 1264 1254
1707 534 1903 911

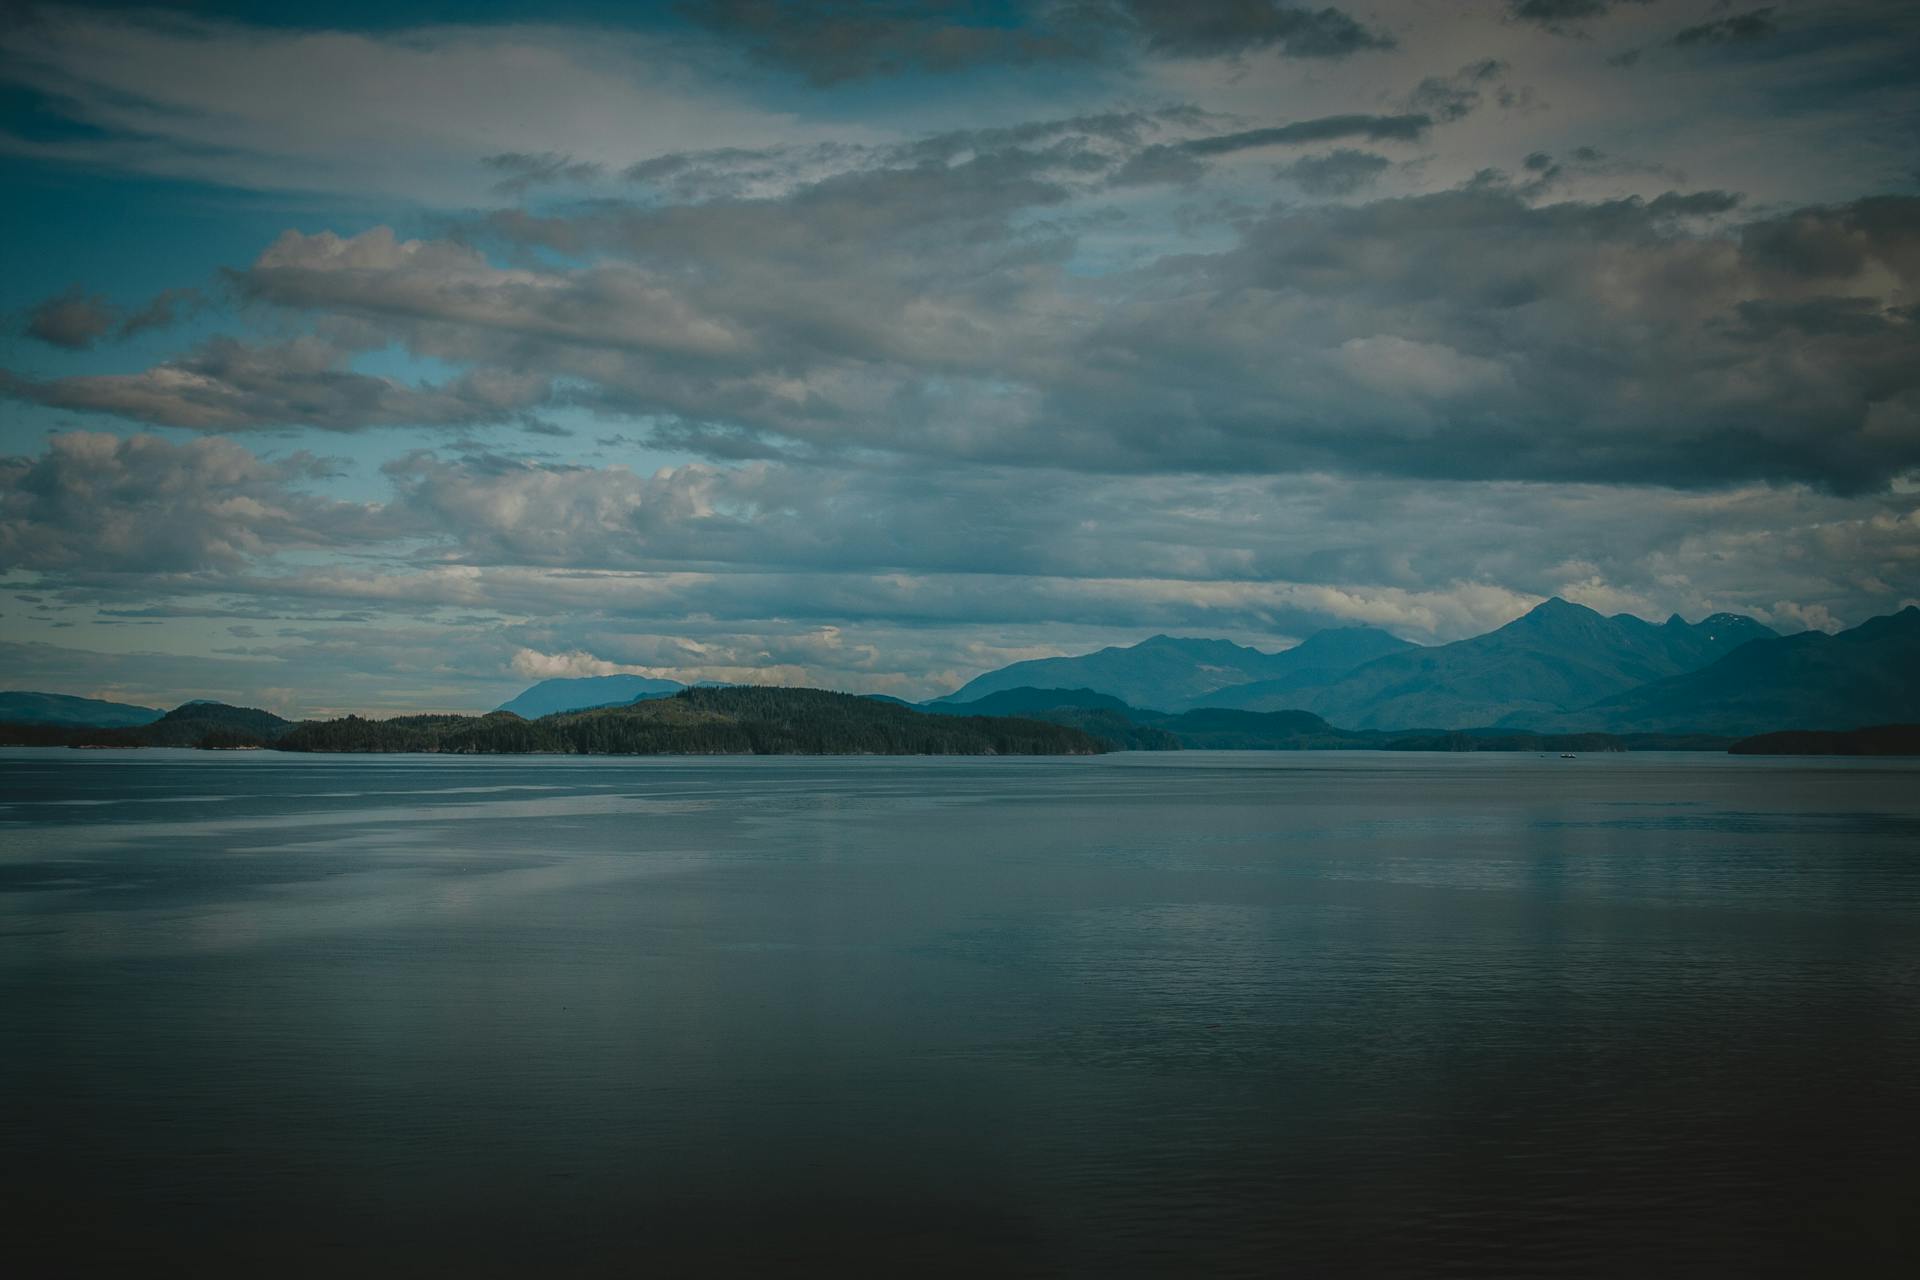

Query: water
2 749 1917 1276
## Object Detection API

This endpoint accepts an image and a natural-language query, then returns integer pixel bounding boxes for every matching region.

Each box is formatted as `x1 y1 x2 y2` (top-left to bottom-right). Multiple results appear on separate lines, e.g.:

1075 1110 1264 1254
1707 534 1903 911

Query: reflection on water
2 749 1917 1275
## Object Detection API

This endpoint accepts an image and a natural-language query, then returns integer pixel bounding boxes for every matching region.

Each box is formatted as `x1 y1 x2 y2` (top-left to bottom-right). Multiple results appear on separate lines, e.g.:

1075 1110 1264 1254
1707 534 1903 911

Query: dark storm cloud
23 284 205 348
1180 114 1432 155
683 0 1391 84
1402 59 1509 123
25 287 116 349
1610 1 1918 79
1111 113 1430 186
1502 0 1651 29
1671 8 1780 47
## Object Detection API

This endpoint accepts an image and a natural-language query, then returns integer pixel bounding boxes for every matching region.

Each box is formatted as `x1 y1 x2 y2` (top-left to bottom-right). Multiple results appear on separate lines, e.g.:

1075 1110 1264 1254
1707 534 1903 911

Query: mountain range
5 603 1916 749
940 626 1415 710
1539 606 1920 734
1227 600 1778 730
939 601 1918 737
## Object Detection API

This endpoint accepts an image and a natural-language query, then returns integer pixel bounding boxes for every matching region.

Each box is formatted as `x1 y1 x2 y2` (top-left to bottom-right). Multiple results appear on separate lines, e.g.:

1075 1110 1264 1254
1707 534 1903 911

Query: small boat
1559 753 1576 759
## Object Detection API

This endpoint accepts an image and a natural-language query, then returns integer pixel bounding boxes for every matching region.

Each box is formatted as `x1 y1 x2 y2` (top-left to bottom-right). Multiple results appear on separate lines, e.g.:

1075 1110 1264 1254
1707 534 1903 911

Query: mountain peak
497 673 685 719
1503 597 1606 635
1129 634 1269 660
1856 605 1920 636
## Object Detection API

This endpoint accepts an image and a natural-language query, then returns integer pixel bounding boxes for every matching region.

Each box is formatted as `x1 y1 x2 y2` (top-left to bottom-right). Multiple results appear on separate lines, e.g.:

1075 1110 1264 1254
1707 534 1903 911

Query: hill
1728 724 1920 756
1239 599 1776 730
496 674 685 718
923 688 1177 750
0 691 163 728
278 687 1106 756
1548 607 1920 735
0 701 293 749
139 702 294 748
942 626 1414 711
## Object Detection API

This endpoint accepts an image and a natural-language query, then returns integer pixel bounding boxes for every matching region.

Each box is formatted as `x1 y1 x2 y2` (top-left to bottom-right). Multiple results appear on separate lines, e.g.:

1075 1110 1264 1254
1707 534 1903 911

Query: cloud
1502 0 1652 31
118 287 205 339
47 167 1904 492
4 423 1914 707
2 334 549 432
1401 57 1510 123
1105 0 1394 59
681 0 1393 85
1335 335 1510 398
0 432 377 574
1111 112 1430 185
680 0 1091 85
1178 113 1431 154
481 150 605 194
1277 148 1392 194
1671 8 1781 48
22 284 206 349
509 647 666 680
18 158 1916 493
0 8 804 202
25 287 117 349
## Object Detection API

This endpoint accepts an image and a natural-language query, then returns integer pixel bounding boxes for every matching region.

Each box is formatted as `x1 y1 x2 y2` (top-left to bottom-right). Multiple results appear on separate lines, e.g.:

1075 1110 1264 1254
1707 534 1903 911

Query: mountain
1192 627 1422 710
942 626 1414 711
1546 607 1920 735
280 687 1106 756
496 674 684 718
925 687 1138 718
1242 599 1777 730
923 688 1178 750
0 691 163 728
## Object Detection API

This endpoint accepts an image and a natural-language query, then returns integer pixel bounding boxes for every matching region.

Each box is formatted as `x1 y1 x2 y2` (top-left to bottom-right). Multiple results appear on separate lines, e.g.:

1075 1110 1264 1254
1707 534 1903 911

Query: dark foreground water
2 749 1917 1276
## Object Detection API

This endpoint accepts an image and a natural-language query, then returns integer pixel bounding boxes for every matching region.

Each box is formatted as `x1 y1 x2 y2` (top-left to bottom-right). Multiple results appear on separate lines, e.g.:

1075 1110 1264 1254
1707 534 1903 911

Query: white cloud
509 648 671 680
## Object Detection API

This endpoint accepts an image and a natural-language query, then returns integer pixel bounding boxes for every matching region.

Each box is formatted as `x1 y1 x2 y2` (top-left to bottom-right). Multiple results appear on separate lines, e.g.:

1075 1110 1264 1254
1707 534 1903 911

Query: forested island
280 686 1104 755
0 687 1107 756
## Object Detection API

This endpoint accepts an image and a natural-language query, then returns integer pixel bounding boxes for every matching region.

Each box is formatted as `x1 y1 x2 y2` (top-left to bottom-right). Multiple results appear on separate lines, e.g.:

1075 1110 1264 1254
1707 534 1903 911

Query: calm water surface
2 749 1917 1276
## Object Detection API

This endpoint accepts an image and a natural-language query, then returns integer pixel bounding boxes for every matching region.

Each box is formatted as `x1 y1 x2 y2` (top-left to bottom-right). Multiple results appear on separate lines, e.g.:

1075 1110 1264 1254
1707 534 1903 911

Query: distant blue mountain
496 675 685 719
926 687 1137 717
942 626 1413 711
1541 606 1920 735
1268 599 1778 730
0 691 165 728
1191 627 1421 710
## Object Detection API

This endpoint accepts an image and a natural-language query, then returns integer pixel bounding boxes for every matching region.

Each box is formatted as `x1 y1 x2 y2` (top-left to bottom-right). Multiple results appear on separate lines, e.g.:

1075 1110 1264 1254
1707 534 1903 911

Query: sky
1 0 1916 715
